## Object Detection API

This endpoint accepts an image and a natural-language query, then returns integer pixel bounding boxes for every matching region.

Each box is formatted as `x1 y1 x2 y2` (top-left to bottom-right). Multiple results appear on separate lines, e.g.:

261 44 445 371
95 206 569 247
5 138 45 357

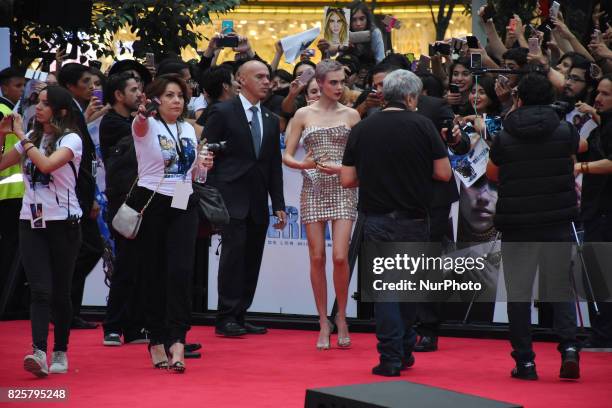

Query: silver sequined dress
300 125 357 224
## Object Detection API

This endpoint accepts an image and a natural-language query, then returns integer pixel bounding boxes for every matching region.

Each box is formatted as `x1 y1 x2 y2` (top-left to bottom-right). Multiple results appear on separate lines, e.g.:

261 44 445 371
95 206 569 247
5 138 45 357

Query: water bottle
194 144 208 184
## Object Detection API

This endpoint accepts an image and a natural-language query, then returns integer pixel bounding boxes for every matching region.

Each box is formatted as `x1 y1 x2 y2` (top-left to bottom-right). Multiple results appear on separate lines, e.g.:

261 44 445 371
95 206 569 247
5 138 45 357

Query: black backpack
59 130 96 216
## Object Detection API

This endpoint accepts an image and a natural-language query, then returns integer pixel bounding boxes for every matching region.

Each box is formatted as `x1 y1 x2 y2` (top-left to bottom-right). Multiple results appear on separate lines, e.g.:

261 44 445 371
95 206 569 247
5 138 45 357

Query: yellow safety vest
0 102 25 200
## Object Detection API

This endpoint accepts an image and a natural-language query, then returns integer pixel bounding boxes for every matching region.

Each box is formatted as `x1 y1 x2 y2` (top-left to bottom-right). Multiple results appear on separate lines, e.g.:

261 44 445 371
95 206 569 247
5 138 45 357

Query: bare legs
305 219 354 349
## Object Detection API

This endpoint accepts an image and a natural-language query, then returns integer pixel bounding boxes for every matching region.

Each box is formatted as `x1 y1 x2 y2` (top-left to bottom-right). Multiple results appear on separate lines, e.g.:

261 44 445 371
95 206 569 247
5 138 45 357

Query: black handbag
192 182 229 235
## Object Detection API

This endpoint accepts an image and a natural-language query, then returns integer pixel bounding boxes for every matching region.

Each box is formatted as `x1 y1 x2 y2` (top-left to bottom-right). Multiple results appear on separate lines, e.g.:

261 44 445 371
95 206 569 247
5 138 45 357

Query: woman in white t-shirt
129 73 212 373
0 85 83 378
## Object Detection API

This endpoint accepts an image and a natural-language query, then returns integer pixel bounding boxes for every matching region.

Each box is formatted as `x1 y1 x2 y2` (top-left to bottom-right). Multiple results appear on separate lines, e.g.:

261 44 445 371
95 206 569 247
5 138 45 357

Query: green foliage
9 0 240 67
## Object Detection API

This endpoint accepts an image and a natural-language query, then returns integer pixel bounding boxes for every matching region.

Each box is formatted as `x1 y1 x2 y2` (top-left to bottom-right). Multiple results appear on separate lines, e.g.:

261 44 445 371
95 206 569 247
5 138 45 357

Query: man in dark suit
203 60 287 337
414 93 469 352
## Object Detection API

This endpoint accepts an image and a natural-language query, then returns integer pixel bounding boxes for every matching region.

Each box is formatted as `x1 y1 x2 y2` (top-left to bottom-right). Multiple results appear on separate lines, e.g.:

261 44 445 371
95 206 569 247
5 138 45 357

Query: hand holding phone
528 37 540 54
449 84 461 94
92 89 104 104
221 20 234 35
550 1 560 20
467 36 479 49
481 4 496 23
297 68 315 87
216 35 240 48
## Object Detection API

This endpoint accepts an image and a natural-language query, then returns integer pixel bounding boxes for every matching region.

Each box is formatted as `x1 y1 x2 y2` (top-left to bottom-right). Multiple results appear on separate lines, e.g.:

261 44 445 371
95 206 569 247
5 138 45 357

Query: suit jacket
417 95 469 209
203 96 285 223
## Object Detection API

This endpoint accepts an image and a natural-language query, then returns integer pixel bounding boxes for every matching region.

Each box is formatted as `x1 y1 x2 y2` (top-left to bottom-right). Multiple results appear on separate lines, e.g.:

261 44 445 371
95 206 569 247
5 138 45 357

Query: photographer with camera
574 74 612 349
487 73 588 381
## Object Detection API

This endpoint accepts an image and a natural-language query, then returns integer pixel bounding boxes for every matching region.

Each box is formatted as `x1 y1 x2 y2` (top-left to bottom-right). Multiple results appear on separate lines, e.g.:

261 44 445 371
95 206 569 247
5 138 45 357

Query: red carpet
0 320 611 407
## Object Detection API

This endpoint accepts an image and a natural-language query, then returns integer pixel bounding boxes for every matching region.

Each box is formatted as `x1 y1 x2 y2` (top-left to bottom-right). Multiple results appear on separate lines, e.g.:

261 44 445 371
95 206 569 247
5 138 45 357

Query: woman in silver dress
283 60 361 350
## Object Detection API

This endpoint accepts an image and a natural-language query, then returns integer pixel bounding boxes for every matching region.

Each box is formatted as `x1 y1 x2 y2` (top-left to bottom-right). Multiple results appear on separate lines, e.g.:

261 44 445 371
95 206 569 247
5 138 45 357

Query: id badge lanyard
159 117 185 171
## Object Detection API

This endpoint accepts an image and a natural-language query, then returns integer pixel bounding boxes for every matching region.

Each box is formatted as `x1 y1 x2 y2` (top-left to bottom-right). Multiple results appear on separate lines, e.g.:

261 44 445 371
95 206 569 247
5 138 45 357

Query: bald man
203 60 287 337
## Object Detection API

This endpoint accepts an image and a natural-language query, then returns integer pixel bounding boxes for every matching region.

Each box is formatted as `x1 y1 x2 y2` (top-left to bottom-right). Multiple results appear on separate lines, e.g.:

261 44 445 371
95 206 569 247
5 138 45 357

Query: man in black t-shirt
575 75 612 349
341 70 451 377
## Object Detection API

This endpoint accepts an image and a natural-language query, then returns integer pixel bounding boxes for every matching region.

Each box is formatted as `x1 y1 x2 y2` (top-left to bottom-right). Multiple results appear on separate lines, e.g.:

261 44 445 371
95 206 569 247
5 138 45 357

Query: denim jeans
363 213 429 366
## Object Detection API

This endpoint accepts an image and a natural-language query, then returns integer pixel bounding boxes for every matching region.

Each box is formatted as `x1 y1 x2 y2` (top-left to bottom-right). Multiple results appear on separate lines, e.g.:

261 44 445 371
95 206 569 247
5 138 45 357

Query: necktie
249 106 261 158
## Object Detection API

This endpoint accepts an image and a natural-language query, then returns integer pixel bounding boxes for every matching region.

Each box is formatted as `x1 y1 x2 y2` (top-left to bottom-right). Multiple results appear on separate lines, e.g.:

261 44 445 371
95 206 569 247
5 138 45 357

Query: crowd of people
0 1 611 381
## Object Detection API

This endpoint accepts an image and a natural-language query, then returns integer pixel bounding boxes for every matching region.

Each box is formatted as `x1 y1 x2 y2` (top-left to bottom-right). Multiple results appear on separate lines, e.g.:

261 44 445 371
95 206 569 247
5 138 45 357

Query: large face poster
458 175 498 243
323 7 350 48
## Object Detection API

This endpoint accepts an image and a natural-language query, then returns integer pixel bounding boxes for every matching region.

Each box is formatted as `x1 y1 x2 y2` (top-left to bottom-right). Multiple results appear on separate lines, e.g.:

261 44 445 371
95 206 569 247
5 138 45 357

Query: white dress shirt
239 93 263 143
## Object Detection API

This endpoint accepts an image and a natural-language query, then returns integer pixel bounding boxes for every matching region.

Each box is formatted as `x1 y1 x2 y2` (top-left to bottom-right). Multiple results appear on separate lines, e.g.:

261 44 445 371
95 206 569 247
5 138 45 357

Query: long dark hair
349 2 374 32
29 85 81 158
345 2 377 65
472 76 501 115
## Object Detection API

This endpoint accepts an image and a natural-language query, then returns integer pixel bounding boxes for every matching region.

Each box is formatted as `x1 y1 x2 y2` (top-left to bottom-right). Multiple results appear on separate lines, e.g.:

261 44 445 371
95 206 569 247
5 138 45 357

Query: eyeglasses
566 75 586 83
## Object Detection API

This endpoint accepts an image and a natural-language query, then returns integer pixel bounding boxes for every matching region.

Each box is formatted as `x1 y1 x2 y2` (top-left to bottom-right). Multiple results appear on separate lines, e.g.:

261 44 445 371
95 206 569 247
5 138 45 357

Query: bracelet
20 138 33 147
24 145 35 155
581 162 590 174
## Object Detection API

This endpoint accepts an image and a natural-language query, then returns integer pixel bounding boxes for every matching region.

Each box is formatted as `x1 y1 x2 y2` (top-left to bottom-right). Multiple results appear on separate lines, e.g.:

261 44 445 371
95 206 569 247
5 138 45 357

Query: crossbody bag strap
139 176 164 214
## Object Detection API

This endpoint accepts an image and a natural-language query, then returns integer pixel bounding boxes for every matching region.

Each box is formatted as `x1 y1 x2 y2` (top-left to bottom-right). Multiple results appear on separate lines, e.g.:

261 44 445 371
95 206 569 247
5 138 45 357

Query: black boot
414 336 438 352
559 346 580 379
510 350 538 380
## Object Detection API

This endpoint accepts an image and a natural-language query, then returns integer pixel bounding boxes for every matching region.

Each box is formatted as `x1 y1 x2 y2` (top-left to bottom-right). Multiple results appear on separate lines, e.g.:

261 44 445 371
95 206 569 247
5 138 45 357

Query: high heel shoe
168 342 186 373
335 316 352 348
148 343 169 369
316 319 334 350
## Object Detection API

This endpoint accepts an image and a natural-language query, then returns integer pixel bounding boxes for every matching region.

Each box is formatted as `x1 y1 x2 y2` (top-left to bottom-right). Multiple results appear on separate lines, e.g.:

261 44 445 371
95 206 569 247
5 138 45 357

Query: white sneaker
49 351 68 374
24 349 48 378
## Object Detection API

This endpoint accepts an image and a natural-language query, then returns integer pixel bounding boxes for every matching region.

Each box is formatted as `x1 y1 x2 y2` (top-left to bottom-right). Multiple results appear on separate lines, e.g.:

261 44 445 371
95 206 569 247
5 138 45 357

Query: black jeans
583 214 612 344
501 225 578 362
127 187 198 345
416 205 448 337
363 213 429 367
102 232 146 337
71 217 103 318
19 220 82 352
103 193 146 337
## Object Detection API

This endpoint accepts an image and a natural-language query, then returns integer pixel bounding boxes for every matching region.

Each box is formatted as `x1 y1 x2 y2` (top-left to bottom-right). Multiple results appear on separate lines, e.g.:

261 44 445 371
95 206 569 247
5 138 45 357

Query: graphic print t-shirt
132 117 197 197
16 132 83 220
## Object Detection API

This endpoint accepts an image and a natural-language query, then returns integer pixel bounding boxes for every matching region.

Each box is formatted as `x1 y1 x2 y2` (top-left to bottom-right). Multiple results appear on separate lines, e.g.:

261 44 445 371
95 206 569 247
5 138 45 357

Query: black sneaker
400 354 415 370
372 362 401 377
559 347 580 379
414 336 438 352
511 361 538 380
103 333 121 346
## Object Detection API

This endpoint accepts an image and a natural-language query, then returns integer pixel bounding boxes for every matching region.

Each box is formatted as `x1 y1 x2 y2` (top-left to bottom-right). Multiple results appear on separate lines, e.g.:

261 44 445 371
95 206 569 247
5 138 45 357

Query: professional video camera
549 101 573 119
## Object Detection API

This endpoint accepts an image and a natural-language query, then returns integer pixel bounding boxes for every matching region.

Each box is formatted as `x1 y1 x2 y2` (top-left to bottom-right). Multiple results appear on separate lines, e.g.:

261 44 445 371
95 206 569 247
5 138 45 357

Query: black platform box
305 381 522 408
